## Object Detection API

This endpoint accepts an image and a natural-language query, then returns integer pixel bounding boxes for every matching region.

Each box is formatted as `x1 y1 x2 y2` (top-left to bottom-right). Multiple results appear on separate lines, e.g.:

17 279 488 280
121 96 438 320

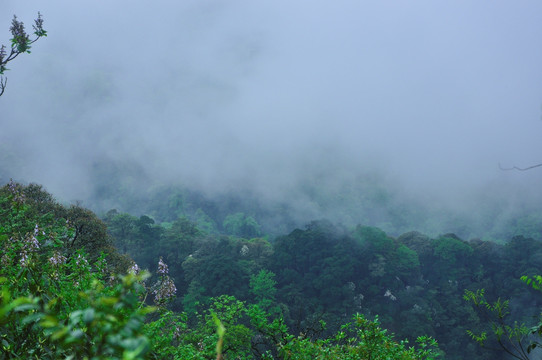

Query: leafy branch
0 12 47 96
464 286 537 360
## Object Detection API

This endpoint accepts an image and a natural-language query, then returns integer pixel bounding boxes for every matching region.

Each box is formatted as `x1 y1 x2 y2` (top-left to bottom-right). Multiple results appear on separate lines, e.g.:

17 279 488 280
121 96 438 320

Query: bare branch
499 163 542 171
0 76 6 96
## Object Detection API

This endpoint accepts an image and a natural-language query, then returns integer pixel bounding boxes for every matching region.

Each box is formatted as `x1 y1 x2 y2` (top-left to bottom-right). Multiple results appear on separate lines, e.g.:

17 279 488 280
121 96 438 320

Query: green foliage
1 13 47 96
393 244 420 277
205 296 252 358
182 280 208 315
194 208 218 234
433 235 473 264
212 312 226 359
278 313 440 360
353 225 395 255
144 310 195 359
99 201 542 360
40 273 155 360
464 287 536 360
223 212 262 238
11 180 542 359
520 276 542 354
108 212 139 251
0 182 153 358
250 269 277 311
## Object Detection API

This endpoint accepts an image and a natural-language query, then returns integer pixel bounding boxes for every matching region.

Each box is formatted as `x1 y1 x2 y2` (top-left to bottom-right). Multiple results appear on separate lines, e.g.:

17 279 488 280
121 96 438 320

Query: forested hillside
2 180 542 359
0 181 440 359
104 198 542 359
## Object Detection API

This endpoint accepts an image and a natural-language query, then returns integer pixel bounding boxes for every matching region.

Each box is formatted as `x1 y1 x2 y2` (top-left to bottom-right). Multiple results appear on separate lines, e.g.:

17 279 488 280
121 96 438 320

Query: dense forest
2 179 542 359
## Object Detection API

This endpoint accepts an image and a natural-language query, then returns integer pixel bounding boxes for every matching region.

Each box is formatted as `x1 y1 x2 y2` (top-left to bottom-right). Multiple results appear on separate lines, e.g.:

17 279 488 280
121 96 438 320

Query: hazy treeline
59 158 542 245
103 188 542 359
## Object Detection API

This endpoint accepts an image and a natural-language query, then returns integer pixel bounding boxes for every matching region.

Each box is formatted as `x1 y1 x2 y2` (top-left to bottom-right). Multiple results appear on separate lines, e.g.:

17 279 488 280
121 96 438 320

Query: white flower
129 262 140 275
75 254 89 267
153 277 177 304
48 252 67 266
240 245 249 256
158 257 169 274
384 289 397 301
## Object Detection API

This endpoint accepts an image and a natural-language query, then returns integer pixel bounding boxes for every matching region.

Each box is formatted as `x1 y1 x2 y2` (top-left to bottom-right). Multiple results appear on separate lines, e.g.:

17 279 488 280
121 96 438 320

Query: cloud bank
1 0 542 234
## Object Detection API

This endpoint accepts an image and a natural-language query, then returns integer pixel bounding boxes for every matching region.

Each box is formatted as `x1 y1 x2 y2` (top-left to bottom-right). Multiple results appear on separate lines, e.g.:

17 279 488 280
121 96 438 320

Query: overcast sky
1 0 542 211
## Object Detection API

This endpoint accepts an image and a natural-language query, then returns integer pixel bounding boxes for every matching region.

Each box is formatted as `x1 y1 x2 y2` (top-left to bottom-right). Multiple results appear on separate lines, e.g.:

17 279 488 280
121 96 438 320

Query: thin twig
499 163 542 171
0 77 5 96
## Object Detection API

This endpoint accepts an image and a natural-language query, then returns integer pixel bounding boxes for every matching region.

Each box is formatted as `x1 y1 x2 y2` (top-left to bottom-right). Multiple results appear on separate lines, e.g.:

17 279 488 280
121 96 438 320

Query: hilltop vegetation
0 181 440 359
2 180 542 359
104 199 542 359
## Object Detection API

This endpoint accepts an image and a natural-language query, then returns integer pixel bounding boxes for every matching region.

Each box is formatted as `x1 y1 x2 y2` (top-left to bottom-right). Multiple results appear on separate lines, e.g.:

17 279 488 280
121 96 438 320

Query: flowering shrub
152 257 177 306
0 182 154 358
157 256 169 275
1 13 47 96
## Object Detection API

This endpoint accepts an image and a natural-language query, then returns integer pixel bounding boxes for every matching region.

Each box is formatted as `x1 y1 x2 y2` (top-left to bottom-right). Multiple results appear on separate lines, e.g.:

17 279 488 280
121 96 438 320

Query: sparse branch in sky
0 12 46 97
499 163 542 171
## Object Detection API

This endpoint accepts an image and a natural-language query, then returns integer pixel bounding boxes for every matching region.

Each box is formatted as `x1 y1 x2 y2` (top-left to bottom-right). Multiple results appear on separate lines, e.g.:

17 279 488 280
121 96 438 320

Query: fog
1 1 542 236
